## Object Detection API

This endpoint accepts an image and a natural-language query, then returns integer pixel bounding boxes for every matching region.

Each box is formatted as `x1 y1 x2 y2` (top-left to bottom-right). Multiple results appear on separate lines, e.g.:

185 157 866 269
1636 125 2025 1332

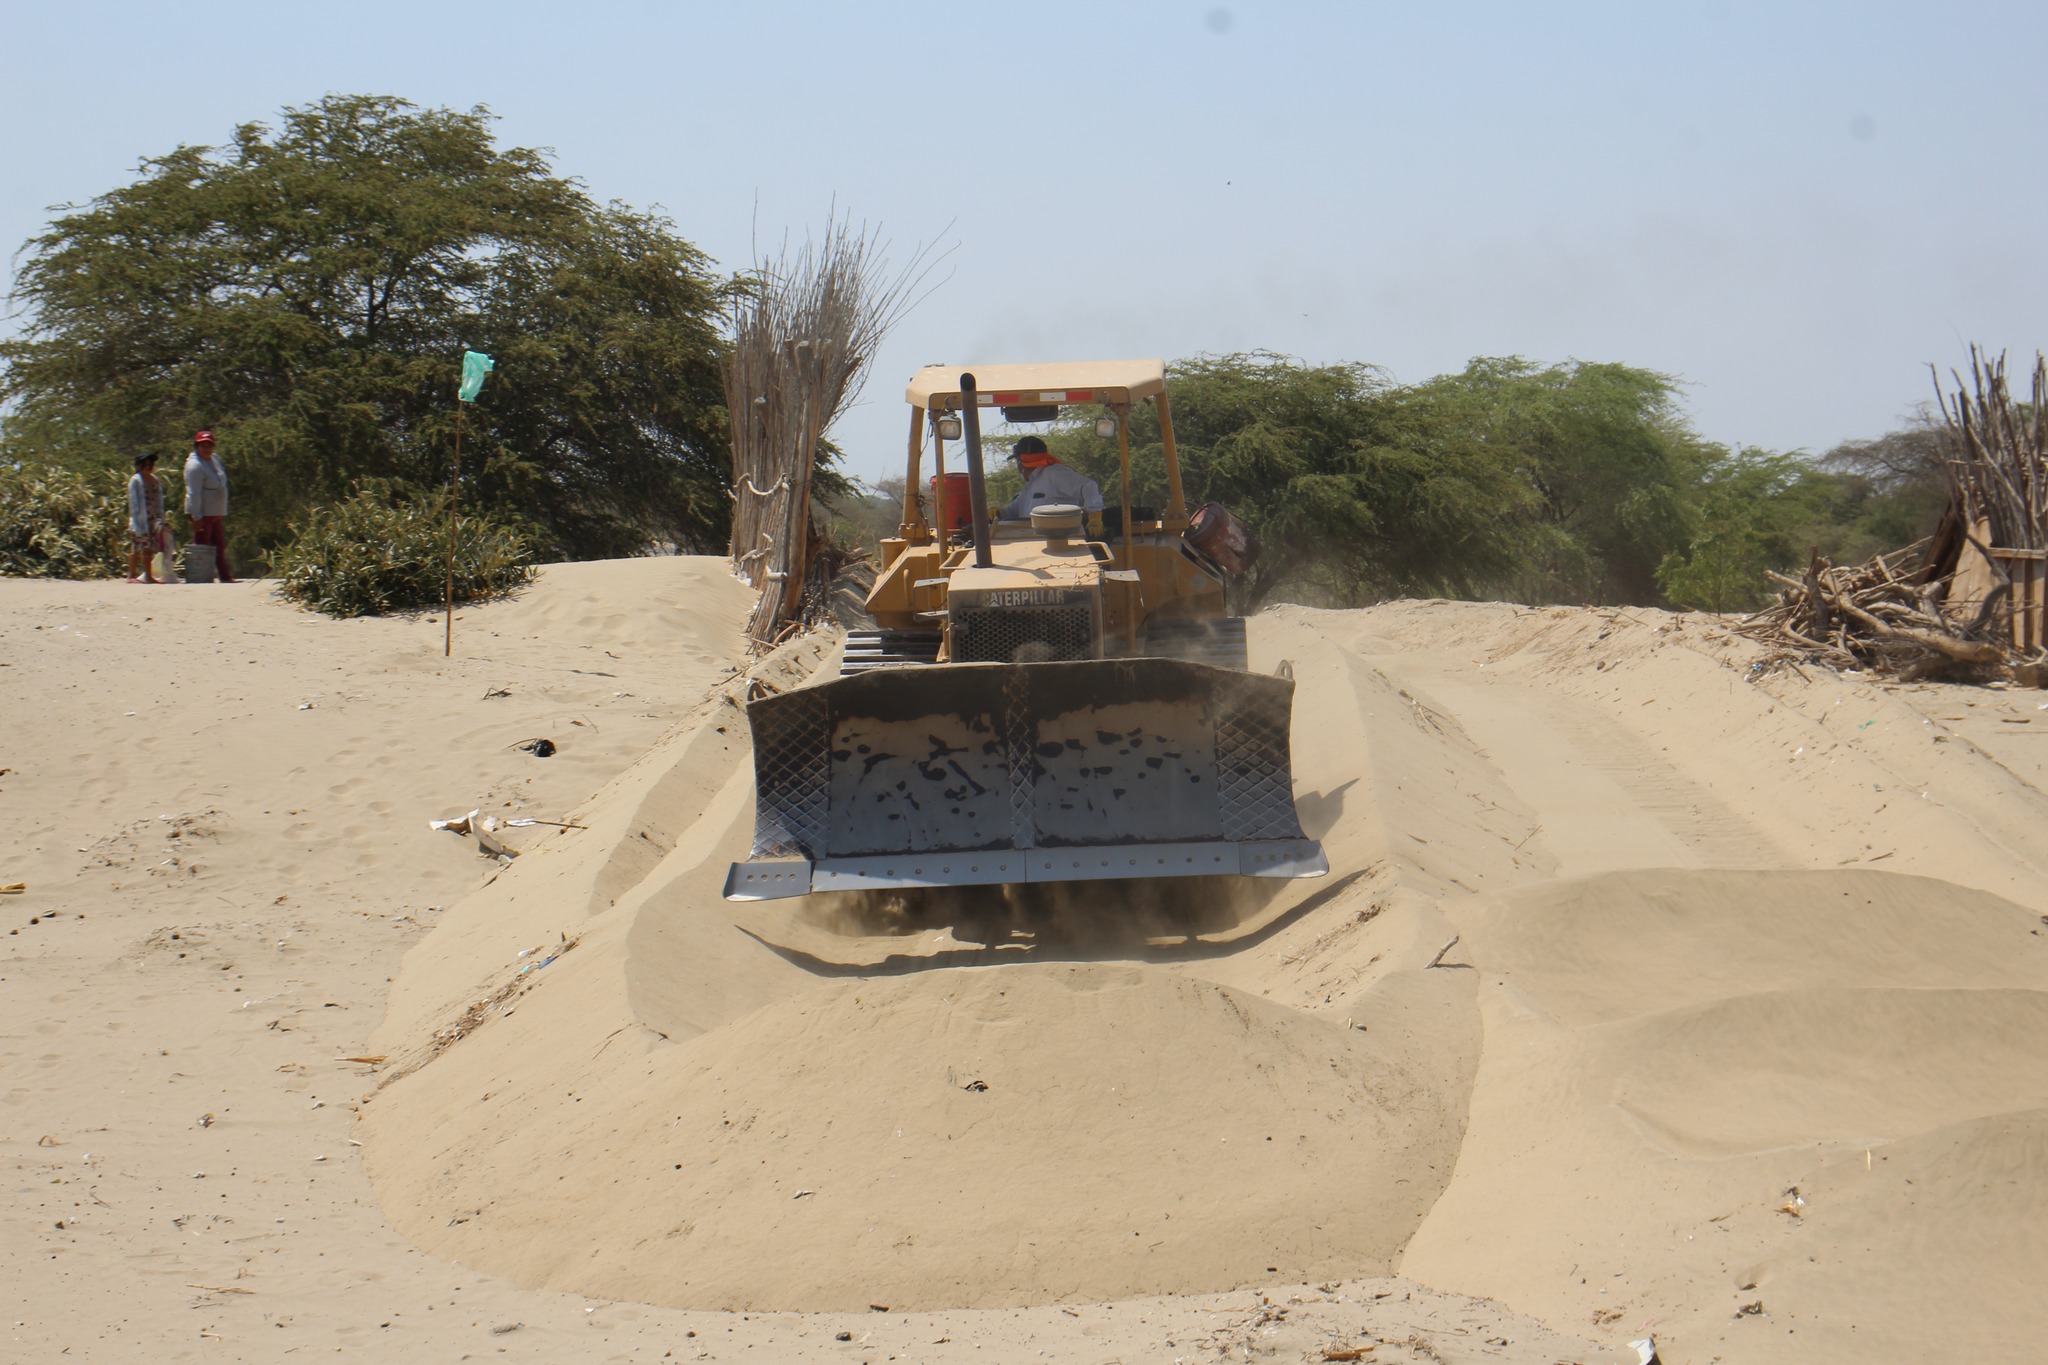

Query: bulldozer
723 359 1326 901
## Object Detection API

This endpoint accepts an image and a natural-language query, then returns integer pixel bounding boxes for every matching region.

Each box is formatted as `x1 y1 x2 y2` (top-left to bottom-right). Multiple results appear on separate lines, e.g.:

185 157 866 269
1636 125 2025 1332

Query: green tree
1405 358 1712 604
1050 353 1538 609
1655 436 1948 614
1044 353 1718 610
1654 448 1815 612
934 353 1936 614
1 94 733 564
1816 413 1950 551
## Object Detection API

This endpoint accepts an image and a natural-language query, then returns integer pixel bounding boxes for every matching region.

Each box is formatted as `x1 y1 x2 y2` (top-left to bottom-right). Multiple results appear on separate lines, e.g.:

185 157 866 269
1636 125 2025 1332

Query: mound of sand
369 962 1462 1310
356 595 2048 1358
1405 866 2048 1363
1708 1106 2048 1358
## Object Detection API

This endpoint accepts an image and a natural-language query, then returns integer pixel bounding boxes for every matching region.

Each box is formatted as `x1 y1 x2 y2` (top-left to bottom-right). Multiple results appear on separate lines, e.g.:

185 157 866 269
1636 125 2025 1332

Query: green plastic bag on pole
459 350 495 404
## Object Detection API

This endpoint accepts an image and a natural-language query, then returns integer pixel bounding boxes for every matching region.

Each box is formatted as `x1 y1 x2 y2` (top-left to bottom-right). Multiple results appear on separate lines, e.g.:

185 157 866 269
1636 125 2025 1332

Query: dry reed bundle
724 218 937 649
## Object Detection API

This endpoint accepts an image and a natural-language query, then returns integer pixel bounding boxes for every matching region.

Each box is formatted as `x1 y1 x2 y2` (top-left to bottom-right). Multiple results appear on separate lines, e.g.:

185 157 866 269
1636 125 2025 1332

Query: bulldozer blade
724 658 1327 901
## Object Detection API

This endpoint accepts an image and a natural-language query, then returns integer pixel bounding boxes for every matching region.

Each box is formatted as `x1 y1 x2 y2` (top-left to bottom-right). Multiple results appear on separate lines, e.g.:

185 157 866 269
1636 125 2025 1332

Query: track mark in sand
1556 696 1777 868
1415 674 1780 876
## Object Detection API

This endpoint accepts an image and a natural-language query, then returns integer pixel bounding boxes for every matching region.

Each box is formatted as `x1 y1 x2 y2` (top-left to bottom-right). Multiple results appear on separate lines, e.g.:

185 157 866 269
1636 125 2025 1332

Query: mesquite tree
2 95 733 561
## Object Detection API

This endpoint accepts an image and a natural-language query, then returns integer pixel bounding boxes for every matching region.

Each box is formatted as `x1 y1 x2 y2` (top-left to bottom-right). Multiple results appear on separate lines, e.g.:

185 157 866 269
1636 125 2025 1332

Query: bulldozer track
840 629 943 674
1143 616 1249 670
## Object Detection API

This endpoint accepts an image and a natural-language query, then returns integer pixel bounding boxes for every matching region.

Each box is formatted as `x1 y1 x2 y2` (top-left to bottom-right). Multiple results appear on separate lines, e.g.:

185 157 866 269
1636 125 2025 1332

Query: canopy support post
1157 388 1187 525
1116 404 1139 654
900 404 927 540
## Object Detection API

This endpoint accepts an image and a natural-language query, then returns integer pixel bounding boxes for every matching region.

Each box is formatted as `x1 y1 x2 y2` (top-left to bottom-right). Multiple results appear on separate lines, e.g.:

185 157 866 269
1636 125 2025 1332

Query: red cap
193 430 215 445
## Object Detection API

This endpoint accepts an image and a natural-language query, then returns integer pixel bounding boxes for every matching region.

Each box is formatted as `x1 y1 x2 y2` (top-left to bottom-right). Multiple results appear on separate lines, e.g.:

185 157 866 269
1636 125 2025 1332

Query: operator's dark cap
1014 435 1048 456
133 451 157 468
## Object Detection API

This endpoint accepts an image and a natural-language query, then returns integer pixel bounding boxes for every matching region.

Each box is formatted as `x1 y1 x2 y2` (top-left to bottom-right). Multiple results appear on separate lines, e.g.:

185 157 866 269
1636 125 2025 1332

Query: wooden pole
931 421 948 539
793 340 830 573
901 404 927 540
780 373 825 626
445 405 462 658
1156 389 1187 525
1116 405 1138 654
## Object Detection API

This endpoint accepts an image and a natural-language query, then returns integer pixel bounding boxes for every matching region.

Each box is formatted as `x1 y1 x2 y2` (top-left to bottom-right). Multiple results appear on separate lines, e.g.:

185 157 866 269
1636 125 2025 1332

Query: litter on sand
0 882 25 895
434 809 583 840
429 810 481 836
476 828 519 862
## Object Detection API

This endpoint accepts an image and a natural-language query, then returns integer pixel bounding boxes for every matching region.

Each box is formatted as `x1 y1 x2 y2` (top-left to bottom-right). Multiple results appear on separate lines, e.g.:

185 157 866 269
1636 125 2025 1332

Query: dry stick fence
724 221 936 650
1930 347 2048 651
1738 346 2048 681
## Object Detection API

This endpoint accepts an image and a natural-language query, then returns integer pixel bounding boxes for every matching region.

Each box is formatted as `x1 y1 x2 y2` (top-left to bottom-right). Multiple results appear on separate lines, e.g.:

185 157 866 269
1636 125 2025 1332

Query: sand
7 570 2048 1362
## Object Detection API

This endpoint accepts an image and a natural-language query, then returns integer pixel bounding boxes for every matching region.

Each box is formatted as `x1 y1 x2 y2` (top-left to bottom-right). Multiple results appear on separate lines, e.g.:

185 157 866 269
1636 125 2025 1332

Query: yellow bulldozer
723 359 1326 901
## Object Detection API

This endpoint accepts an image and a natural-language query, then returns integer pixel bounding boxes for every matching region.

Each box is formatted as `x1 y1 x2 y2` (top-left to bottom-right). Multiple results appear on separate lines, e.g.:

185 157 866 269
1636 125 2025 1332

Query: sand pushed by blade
366 962 1466 1311
726 658 1325 899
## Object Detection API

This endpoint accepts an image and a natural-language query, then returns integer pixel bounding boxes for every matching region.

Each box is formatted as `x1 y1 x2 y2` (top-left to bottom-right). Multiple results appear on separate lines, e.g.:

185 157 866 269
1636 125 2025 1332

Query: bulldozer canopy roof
906 359 1167 409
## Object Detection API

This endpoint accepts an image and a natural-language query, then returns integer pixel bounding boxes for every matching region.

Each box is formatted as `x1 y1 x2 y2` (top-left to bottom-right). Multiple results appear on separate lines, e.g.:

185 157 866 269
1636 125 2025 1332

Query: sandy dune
371 956 1472 1313
8 566 2048 1362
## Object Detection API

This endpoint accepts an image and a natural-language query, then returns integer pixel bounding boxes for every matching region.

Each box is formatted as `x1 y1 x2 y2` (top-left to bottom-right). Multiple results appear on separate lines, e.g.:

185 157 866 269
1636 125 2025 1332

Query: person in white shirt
998 436 1103 520
182 430 235 582
126 452 167 584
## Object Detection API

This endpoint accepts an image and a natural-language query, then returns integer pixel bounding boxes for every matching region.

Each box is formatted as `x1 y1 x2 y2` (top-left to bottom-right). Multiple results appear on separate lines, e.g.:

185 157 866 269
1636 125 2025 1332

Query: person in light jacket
182 430 235 583
998 436 1103 520
126 452 167 584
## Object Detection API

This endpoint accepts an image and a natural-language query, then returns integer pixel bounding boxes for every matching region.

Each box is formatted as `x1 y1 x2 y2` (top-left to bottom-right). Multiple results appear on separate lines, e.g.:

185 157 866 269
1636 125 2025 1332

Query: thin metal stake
446 405 463 658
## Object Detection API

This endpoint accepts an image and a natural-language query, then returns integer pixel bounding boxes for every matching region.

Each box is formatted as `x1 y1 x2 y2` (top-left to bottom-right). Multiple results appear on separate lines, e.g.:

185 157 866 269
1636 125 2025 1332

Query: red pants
190 516 235 582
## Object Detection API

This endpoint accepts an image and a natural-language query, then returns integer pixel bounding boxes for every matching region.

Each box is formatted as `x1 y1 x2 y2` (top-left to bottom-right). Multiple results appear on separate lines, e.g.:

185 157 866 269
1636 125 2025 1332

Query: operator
998 435 1104 520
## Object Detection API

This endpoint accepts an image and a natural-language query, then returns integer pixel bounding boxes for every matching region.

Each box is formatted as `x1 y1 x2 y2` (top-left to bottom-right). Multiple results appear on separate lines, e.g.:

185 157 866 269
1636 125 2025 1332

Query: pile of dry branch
1740 346 2048 683
724 219 934 649
1736 542 2009 681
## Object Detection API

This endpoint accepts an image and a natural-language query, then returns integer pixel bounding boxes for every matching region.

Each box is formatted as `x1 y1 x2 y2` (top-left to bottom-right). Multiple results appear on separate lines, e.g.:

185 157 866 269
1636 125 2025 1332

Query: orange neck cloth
1017 449 1058 472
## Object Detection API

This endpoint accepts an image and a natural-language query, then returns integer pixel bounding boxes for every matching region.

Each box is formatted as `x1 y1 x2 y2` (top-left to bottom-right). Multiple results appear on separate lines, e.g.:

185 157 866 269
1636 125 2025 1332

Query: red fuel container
931 472 973 536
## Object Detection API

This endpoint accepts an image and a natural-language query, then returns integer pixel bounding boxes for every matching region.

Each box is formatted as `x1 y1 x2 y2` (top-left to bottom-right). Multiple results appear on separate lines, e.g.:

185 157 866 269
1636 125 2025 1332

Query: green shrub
273 483 535 618
0 465 126 578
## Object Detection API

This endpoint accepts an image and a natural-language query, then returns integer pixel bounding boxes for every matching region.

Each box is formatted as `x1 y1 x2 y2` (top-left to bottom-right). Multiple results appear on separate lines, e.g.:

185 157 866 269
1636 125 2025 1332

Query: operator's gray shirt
999 463 1104 519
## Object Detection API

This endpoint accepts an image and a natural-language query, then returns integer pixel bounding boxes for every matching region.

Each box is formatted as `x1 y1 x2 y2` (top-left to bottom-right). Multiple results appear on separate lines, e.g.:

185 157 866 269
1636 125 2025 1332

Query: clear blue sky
5 1 2044 484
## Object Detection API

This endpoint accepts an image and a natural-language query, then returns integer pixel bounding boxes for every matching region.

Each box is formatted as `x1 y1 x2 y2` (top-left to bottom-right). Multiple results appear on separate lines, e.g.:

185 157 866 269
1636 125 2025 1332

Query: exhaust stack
960 371 994 568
